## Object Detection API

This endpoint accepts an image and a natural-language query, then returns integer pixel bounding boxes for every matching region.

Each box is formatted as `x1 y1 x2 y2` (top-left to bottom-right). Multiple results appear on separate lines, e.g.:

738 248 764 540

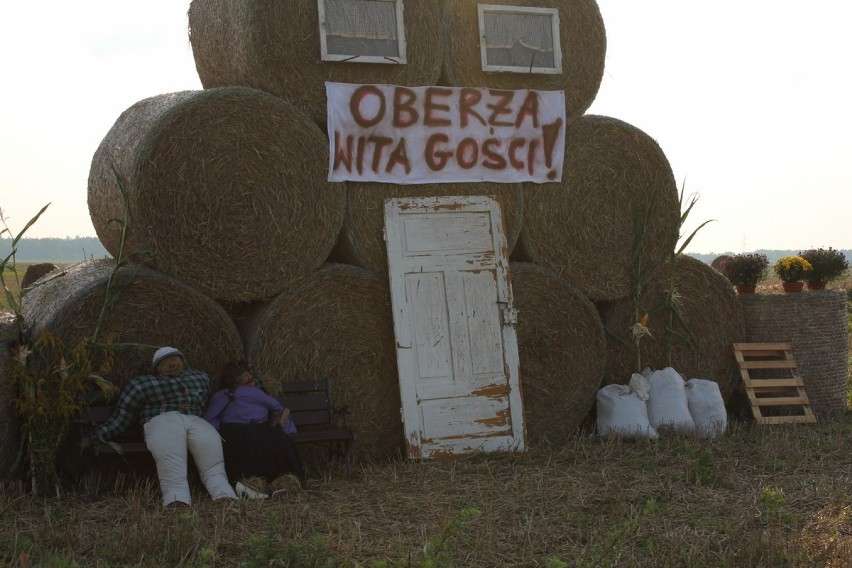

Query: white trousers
143 411 237 506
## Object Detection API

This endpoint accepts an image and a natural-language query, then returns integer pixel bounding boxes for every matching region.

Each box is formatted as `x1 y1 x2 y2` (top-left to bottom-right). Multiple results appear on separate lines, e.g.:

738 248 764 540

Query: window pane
324 0 400 58
483 11 556 69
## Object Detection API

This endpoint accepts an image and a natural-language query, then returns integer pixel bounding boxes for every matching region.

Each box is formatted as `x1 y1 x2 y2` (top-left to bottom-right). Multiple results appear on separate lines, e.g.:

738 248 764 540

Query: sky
1 1 850 254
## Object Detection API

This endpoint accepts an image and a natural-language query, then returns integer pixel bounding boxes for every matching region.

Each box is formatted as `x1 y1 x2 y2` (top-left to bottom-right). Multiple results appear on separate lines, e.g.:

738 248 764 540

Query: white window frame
477 4 562 74
317 0 408 64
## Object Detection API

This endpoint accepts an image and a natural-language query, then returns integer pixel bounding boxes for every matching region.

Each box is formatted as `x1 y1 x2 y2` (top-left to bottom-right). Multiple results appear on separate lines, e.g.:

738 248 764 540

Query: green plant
8 331 118 494
799 247 849 283
720 253 769 287
663 186 713 366
773 255 812 283
1 201 128 493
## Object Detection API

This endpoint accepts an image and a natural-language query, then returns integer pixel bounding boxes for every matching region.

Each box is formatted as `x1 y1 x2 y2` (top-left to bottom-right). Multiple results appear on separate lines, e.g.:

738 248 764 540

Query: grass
2 406 852 566
0 264 24 312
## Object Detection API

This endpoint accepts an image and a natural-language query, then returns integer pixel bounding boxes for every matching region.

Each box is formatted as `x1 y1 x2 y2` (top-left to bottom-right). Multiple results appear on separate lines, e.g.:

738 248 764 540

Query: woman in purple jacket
203 360 304 498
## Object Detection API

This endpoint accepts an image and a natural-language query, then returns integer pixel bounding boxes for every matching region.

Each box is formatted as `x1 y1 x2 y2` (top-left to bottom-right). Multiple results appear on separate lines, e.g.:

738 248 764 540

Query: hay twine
188 0 443 127
441 0 606 119
20 259 244 385
738 291 849 418
342 183 523 275
241 263 401 460
520 115 681 302
600 255 746 402
511 262 604 443
88 87 344 302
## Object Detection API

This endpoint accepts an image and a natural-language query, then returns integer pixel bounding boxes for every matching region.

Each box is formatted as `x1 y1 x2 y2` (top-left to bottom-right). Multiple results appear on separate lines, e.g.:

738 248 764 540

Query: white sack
596 381 658 439
685 378 727 439
647 367 695 434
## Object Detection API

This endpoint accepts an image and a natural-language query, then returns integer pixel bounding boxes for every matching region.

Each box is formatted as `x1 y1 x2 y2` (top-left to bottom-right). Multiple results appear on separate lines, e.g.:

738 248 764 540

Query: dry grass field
2 414 851 567
2 265 851 566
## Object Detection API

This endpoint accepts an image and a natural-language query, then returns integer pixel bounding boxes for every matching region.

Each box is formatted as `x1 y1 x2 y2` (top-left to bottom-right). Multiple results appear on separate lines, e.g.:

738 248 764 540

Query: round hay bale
20 259 244 384
521 115 681 302
88 87 344 302
711 255 732 271
343 183 523 276
188 0 443 127
600 254 746 402
242 263 400 460
738 291 848 419
442 0 606 120
0 312 19 477
21 263 59 290
510 262 604 443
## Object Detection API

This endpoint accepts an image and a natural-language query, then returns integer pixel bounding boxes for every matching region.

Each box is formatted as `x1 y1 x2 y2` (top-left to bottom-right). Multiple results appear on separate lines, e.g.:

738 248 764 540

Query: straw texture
600 255 746 402
188 0 443 126
342 183 523 276
88 87 344 302
738 290 849 418
442 0 606 120
240 263 401 460
0 313 18 476
510 262 604 443
519 115 680 302
20 259 244 384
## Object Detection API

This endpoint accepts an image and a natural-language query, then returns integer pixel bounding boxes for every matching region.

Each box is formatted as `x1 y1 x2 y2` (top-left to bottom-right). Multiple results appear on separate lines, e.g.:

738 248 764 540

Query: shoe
269 474 303 498
165 500 192 509
235 481 269 500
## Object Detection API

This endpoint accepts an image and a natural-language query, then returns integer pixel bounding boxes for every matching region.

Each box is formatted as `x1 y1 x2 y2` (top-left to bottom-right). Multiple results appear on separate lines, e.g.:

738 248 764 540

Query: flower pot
735 284 756 294
782 281 804 293
806 280 827 290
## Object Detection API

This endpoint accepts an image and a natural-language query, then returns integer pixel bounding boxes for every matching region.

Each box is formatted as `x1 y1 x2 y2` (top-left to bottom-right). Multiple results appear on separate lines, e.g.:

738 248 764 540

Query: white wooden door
384 195 524 459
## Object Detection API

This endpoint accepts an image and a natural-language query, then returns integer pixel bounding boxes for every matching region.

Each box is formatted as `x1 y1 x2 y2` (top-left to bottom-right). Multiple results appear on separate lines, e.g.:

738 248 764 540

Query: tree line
2 237 849 268
1 238 110 263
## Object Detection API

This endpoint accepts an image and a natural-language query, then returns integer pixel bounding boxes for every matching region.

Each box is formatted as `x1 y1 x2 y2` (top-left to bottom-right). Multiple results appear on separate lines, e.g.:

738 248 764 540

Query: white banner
326 82 565 184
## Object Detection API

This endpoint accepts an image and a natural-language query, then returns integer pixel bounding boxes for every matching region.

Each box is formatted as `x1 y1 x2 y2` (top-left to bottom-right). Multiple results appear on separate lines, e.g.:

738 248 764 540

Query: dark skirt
219 422 305 483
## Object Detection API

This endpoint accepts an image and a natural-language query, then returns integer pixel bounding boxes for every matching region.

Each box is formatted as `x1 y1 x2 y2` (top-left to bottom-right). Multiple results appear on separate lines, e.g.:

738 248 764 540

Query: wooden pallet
733 342 817 425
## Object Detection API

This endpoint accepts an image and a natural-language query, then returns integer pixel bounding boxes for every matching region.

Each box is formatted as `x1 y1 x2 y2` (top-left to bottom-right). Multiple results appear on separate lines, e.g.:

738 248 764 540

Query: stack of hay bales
16 0 767 467
180 0 613 456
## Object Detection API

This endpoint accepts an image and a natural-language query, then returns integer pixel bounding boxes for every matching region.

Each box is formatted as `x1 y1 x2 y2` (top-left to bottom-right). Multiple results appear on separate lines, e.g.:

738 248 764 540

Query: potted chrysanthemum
799 248 848 290
773 255 812 293
720 253 769 293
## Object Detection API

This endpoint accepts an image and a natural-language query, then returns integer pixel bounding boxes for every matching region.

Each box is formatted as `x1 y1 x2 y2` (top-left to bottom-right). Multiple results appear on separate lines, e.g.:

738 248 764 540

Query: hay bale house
20 259 244 384
88 87 344 303
188 0 443 127
517 115 681 302
441 0 606 120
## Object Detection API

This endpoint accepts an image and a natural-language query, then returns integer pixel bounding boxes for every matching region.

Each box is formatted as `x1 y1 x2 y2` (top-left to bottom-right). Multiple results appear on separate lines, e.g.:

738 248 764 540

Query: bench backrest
279 380 336 428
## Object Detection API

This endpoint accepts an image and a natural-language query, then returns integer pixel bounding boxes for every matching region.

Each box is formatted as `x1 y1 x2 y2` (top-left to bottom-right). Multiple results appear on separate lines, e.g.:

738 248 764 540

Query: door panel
385 195 524 459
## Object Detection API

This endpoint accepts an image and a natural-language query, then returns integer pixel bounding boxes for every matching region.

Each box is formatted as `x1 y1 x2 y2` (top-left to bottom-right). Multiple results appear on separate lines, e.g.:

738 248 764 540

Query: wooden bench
78 404 150 457
74 403 153 498
278 380 356 477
